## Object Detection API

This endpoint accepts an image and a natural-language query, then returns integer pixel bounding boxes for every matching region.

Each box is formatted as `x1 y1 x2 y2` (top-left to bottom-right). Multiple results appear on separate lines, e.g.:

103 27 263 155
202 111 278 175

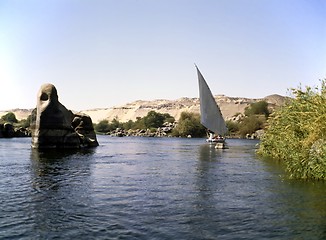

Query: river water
1 136 326 239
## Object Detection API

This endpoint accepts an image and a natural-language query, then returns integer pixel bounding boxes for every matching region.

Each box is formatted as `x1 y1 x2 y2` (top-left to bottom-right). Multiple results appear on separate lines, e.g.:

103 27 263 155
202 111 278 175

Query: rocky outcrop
0 123 14 138
31 83 98 149
106 122 176 137
0 123 30 138
72 113 99 147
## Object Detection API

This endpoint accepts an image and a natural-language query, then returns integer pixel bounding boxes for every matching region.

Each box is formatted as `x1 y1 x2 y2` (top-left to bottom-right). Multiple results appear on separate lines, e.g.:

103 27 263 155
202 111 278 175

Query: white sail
196 66 227 135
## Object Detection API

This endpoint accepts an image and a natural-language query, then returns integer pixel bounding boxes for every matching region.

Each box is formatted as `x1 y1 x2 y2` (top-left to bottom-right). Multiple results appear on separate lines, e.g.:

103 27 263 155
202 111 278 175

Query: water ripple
1 137 326 239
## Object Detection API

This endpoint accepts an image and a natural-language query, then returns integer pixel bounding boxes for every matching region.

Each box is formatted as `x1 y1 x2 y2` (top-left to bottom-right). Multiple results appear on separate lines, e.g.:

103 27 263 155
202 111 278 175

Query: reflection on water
30 148 94 191
29 149 95 239
198 143 223 162
1 137 326 239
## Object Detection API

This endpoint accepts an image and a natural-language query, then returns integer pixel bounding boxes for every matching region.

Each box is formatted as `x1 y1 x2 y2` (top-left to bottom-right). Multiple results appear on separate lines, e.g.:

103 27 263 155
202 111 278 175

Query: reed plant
257 80 326 180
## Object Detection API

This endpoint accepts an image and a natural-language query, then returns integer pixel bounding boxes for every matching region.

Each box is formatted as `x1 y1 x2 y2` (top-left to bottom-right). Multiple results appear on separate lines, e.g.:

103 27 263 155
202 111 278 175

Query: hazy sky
1 0 325 111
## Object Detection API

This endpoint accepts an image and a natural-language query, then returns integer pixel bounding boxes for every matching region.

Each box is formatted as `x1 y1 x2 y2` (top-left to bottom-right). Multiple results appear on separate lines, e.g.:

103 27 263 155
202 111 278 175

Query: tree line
93 111 207 138
1 100 270 138
93 101 270 138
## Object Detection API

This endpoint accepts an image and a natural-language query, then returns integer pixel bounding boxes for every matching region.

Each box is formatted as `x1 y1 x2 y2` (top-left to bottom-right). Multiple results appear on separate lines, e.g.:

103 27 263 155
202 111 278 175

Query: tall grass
257 80 326 180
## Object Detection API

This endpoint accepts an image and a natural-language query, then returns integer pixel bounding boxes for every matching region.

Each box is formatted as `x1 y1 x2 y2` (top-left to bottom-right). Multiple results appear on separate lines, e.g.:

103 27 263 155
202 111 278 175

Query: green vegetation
171 112 206 138
94 111 175 134
93 111 205 138
0 112 32 128
143 111 172 128
226 101 269 137
1 112 18 124
225 120 239 134
257 81 326 180
94 119 111 133
0 112 32 137
172 102 269 138
93 102 271 138
17 115 32 128
244 100 269 117
238 115 265 137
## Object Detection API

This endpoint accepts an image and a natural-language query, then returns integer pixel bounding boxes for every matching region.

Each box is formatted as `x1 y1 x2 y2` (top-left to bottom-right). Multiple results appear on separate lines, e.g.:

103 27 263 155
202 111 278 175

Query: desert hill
0 94 287 124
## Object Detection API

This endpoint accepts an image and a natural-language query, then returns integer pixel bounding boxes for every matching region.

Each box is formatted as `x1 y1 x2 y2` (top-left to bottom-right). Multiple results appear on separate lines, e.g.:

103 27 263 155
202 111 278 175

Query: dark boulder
0 123 30 138
31 83 99 149
14 127 31 137
72 113 99 148
0 123 15 138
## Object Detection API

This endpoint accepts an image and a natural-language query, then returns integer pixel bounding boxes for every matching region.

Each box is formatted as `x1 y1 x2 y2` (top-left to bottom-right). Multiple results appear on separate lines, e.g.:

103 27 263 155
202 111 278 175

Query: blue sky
1 0 325 111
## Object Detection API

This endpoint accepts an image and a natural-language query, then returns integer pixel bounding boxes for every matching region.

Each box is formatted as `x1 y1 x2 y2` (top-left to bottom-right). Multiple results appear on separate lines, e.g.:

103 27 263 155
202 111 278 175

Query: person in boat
214 134 224 140
207 130 215 141
207 129 221 138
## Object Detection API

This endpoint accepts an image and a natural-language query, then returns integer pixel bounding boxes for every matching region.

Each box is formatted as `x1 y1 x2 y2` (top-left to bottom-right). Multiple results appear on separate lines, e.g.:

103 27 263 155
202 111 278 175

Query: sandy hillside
81 94 287 123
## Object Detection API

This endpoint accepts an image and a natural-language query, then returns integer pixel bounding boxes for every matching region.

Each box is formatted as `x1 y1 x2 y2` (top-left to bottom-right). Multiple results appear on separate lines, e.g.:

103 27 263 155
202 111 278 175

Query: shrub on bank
238 115 265 137
244 101 269 117
1 112 18 124
0 112 32 129
172 112 206 138
257 80 326 180
225 120 239 135
226 101 269 137
94 120 111 133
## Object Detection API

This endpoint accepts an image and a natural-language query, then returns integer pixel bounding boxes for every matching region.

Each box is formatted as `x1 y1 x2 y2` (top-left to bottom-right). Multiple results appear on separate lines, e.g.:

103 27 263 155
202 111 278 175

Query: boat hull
215 141 228 149
206 138 225 143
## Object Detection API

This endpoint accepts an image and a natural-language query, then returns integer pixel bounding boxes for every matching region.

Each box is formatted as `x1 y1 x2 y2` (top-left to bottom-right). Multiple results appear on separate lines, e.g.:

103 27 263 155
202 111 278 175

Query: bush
110 118 122 130
123 120 135 130
17 115 32 128
244 101 269 117
94 120 110 133
143 111 165 128
257 80 326 180
239 115 265 137
1 112 18 123
226 120 239 135
162 113 175 124
229 100 269 137
172 112 206 137
133 117 145 130
142 111 175 129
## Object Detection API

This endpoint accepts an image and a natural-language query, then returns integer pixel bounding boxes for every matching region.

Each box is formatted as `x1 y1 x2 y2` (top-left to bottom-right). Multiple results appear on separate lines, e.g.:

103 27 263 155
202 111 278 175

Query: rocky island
30 83 99 149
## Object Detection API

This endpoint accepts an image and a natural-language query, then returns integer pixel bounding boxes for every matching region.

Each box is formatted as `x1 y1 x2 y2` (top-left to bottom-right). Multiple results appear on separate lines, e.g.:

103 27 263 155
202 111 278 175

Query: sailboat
196 65 228 149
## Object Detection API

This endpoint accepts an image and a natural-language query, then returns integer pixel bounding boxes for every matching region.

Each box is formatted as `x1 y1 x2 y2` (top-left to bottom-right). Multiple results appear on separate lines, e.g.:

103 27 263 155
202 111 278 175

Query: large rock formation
31 83 98 149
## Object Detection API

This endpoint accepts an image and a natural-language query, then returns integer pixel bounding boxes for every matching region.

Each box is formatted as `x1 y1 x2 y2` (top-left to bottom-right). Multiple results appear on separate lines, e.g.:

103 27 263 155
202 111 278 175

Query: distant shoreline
0 94 287 123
